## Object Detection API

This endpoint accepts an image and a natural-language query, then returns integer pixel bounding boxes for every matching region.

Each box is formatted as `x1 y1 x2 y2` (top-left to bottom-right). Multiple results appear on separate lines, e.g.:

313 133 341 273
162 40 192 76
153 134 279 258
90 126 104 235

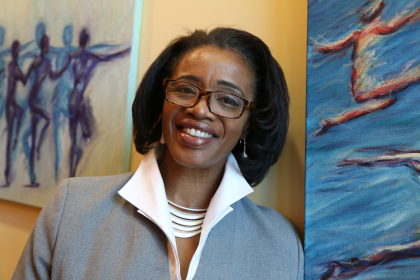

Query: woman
13 28 303 280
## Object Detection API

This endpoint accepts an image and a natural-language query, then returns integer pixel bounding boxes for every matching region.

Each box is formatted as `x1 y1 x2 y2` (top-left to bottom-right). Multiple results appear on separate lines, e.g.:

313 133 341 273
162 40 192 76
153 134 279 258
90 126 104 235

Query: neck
159 148 226 210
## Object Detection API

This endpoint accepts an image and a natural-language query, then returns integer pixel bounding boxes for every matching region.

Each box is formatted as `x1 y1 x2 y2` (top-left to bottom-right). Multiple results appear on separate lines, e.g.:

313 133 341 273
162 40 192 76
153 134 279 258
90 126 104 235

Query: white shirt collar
118 145 176 246
118 144 253 279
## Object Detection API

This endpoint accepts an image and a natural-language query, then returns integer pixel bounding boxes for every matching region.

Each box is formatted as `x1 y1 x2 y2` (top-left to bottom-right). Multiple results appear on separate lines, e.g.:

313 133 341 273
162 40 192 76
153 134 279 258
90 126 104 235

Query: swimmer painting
305 0 420 279
313 0 420 136
0 0 140 207
338 149 420 173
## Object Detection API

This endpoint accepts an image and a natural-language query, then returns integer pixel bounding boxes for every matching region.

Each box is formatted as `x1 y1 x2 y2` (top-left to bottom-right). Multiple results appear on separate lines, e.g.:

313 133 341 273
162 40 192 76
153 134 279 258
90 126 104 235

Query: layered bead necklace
167 200 208 238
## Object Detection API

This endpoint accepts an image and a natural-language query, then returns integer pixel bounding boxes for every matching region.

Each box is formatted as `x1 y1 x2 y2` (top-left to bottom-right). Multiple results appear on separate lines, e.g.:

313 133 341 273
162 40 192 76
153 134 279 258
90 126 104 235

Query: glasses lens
166 81 198 106
210 92 244 118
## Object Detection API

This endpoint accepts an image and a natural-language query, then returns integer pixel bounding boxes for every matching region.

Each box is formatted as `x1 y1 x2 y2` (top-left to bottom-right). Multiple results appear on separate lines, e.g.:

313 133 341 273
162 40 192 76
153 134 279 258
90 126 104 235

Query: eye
174 85 196 94
214 92 243 110
168 82 198 100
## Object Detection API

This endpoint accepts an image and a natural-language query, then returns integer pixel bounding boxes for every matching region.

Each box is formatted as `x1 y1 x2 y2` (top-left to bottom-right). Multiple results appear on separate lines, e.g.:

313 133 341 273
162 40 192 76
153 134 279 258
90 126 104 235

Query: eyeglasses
163 79 255 119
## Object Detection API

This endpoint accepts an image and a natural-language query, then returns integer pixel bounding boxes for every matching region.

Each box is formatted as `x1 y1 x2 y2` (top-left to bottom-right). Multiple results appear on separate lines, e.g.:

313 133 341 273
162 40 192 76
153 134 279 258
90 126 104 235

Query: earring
160 133 165 144
242 138 248 159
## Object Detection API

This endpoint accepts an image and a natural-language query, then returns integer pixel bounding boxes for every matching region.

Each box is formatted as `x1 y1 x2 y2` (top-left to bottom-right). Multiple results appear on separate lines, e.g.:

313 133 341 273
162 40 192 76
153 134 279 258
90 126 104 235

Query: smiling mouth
182 127 214 138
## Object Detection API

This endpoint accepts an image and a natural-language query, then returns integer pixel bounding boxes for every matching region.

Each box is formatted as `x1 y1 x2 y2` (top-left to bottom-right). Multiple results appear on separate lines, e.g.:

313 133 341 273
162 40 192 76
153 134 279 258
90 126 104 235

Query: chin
169 146 228 171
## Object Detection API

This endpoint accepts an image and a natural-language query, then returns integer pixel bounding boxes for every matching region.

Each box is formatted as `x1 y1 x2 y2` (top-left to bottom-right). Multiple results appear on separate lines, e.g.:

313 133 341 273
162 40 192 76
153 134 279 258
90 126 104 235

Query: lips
175 119 217 147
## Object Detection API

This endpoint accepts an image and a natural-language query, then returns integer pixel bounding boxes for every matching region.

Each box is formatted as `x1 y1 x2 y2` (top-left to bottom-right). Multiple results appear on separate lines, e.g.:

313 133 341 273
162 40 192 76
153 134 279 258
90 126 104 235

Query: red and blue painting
305 0 420 279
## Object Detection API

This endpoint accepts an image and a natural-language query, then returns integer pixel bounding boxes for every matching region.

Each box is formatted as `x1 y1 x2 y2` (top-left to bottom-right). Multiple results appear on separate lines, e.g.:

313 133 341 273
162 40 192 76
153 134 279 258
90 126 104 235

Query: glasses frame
163 78 255 119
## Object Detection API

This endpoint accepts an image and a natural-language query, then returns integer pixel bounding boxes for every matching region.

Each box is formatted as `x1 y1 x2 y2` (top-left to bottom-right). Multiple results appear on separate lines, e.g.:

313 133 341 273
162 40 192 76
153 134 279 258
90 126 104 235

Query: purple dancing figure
49 25 122 182
49 25 75 182
0 26 31 120
68 28 130 177
0 26 10 120
3 41 28 187
23 35 68 187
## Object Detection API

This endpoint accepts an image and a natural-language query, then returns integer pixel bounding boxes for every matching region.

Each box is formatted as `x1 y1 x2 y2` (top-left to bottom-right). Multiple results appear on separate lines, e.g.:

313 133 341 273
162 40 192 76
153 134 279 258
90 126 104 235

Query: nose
186 97 216 120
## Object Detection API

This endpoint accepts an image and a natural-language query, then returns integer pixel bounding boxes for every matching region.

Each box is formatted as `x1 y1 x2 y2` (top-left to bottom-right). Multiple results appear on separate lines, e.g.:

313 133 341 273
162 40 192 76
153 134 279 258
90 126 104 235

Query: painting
305 0 420 279
0 0 142 207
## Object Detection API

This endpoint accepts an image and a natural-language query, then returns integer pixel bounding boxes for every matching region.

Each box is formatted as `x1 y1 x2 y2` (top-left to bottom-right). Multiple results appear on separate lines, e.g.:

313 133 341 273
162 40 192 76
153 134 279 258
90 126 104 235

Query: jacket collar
118 144 253 250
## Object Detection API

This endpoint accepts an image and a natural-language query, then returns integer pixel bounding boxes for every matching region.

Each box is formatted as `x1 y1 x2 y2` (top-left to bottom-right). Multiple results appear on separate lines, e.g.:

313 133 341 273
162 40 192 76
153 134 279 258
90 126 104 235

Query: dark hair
132 27 289 186
360 0 385 23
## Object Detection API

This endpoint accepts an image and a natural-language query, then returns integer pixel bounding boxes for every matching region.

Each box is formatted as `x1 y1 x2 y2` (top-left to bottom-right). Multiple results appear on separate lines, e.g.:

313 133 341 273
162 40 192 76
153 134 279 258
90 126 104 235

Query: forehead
171 46 254 98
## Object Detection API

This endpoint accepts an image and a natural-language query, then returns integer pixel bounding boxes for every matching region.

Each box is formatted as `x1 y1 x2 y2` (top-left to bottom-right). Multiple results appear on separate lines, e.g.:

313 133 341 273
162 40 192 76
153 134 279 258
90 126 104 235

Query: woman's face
162 46 254 170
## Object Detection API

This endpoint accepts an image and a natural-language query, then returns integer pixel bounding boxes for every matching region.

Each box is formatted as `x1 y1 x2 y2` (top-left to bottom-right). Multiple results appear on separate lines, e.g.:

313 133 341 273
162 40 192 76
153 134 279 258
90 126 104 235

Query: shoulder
229 197 304 279
62 172 134 194
52 172 135 213
65 172 135 185
233 197 298 236
41 172 137 236
232 197 302 248
233 198 302 253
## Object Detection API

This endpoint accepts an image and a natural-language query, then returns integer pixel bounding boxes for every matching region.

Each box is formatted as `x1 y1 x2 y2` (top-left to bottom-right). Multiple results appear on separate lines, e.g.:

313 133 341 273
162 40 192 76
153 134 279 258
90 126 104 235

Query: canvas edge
123 0 144 173
303 0 311 278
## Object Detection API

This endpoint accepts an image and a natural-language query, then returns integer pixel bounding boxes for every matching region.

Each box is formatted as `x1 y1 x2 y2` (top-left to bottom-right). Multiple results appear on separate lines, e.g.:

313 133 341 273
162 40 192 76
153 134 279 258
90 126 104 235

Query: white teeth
182 127 213 138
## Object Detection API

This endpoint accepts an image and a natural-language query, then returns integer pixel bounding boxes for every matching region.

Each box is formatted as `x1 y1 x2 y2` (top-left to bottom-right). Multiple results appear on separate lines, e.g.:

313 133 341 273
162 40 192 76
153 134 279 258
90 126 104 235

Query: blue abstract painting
0 0 142 207
305 0 420 279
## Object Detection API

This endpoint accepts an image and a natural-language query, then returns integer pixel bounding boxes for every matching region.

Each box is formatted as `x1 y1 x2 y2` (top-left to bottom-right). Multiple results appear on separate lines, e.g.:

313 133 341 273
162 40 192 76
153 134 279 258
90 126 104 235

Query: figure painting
0 0 138 207
306 0 420 279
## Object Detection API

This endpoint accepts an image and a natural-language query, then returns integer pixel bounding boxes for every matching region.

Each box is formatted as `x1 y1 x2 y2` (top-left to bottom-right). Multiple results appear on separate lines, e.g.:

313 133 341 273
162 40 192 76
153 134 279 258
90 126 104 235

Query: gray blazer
13 173 303 280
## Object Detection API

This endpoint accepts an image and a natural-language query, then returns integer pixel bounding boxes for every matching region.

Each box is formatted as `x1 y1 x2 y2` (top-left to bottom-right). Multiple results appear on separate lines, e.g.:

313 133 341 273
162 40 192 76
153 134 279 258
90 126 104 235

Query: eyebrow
176 75 201 82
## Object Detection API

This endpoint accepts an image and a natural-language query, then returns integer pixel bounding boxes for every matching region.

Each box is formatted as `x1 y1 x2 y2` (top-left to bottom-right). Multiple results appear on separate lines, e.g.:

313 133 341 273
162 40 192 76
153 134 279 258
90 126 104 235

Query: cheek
161 102 178 132
222 118 248 145
161 116 175 147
